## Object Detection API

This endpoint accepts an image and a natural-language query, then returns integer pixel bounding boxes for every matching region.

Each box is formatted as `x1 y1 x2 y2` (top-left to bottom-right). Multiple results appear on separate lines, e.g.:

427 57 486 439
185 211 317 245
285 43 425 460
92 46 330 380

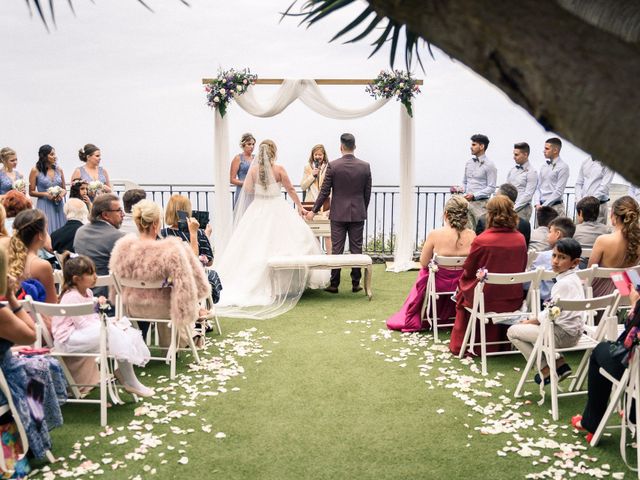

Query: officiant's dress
215 174 329 319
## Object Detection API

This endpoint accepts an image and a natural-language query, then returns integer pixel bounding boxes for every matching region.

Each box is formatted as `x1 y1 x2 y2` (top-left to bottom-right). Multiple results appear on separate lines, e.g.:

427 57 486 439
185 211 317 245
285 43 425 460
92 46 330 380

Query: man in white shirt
536 137 570 217
462 133 497 229
508 238 585 385
574 157 614 224
507 142 538 222
120 189 147 236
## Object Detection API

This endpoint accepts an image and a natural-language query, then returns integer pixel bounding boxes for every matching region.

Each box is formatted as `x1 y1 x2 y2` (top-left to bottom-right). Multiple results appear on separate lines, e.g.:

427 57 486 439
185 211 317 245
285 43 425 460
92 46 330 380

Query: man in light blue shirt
575 157 614 223
536 137 570 217
506 142 538 222
463 133 497 229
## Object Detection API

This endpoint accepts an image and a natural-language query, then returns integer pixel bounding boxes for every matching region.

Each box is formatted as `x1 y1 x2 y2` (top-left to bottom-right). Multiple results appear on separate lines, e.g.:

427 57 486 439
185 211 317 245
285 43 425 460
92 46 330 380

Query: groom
306 133 372 293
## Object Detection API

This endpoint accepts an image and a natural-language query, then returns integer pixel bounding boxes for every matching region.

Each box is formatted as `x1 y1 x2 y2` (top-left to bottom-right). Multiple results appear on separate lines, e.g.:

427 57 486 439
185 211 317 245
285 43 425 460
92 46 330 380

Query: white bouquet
88 180 103 195
12 179 25 192
47 185 63 202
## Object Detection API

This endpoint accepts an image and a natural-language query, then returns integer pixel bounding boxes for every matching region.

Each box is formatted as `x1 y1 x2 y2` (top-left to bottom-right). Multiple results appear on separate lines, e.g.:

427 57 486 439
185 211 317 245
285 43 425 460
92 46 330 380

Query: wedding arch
202 77 423 273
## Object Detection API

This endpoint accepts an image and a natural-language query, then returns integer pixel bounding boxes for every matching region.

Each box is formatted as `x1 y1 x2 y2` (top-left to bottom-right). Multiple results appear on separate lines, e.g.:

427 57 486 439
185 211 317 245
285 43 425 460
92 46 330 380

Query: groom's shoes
324 286 339 294
352 285 363 293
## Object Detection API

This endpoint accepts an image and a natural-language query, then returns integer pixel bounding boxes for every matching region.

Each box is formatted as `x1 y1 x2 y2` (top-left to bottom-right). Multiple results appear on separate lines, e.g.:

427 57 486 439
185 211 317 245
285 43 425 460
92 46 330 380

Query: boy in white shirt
508 238 585 384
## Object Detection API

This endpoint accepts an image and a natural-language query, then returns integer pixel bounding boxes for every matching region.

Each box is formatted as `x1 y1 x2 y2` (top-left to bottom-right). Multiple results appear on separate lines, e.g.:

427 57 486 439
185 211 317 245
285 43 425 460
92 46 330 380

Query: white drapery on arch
211 79 416 272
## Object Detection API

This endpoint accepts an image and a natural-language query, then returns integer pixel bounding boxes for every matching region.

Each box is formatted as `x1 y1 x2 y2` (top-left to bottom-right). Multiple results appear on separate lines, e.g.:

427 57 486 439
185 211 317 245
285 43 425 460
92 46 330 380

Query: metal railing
116 183 577 255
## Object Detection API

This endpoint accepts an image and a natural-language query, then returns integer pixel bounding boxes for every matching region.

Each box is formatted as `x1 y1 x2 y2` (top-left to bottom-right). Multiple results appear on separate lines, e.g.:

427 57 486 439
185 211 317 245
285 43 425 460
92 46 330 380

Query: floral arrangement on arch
365 70 421 118
204 68 258 118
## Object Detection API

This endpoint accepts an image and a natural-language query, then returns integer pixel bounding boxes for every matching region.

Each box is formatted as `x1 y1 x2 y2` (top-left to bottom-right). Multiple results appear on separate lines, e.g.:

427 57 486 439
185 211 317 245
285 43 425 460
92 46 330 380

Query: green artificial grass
32 265 631 479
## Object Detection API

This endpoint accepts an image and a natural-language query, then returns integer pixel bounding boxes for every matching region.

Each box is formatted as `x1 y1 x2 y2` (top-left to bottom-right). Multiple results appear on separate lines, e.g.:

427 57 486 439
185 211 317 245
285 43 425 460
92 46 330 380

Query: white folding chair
25 297 114 427
514 293 618 421
526 249 539 270
420 254 466 342
112 273 200 379
0 367 34 470
458 268 544 376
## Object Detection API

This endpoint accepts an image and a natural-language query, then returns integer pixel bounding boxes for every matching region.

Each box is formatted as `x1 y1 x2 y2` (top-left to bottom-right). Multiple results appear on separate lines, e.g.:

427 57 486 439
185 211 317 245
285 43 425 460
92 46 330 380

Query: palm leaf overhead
282 0 428 70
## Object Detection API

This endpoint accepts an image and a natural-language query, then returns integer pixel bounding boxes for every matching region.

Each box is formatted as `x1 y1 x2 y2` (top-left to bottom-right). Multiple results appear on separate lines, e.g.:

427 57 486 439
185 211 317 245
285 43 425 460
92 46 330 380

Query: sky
0 0 623 188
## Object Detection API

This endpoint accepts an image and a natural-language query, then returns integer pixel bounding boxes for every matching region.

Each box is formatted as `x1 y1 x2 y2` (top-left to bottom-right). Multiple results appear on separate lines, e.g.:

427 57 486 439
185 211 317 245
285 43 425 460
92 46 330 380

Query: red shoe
571 414 586 431
586 432 594 443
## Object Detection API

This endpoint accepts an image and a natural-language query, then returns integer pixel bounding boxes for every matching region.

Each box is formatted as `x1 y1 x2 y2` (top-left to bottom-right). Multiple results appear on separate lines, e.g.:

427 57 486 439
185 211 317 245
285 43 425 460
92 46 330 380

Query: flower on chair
543 299 561 321
94 296 112 314
476 267 489 283
161 276 174 289
427 259 439 273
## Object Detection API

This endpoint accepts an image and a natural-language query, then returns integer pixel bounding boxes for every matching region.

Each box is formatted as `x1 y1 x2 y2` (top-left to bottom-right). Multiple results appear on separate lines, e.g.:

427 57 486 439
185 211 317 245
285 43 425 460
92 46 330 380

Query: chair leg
569 349 593 392
432 293 440 343
480 319 488 376
514 339 541 398
458 314 473 360
547 344 560 421
186 326 201 364
590 369 629 446
99 355 108 427
169 325 177 379
365 265 373 300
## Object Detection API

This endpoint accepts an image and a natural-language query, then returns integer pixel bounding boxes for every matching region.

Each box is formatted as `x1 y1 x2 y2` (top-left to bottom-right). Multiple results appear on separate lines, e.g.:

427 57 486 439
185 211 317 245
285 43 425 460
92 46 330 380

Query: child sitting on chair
508 238 585 385
52 254 155 397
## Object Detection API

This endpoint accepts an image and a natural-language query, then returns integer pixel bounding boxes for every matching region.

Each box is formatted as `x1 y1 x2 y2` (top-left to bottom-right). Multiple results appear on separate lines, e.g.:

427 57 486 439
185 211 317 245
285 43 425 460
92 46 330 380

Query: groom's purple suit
312 153 372 288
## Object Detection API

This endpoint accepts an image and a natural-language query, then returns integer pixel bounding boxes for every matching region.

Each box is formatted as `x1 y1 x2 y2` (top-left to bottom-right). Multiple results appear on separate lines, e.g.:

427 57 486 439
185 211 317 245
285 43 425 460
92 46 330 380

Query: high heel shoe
571 414 585 431
114 369 155 398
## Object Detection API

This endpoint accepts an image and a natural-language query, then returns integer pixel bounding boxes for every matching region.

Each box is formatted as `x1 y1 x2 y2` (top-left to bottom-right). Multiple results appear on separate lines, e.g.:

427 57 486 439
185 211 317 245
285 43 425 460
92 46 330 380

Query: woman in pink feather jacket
109 199 210 346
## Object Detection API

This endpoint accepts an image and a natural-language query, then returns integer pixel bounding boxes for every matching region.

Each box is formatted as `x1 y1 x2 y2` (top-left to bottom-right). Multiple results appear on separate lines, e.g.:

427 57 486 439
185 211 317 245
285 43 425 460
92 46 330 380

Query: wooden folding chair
458 268 544 376
112 273 200 379
420 254 466 342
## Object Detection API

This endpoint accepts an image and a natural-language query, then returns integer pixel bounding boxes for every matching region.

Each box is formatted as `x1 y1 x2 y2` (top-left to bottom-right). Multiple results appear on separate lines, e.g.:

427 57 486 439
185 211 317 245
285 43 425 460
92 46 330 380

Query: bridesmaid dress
35 169 66 233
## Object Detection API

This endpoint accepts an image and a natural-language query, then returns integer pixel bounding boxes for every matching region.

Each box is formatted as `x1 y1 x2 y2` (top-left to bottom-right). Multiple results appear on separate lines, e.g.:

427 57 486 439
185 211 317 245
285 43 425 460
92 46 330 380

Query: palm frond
282 0 431 71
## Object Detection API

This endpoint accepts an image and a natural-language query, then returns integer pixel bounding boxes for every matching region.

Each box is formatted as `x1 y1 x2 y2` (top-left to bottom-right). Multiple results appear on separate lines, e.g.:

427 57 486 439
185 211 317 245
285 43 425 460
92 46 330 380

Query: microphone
313 160 319 177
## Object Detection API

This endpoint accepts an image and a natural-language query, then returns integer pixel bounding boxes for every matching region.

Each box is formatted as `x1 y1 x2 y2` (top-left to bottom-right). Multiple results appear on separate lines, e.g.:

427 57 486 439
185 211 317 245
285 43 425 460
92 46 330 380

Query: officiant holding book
306 133 371 294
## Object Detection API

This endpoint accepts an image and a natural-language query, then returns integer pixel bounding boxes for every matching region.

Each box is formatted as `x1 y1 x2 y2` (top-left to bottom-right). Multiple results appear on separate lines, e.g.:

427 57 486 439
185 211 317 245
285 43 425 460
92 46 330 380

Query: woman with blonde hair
230 133 256 207
0 147 26 196
387 196 475 332
161 194 213 266
589 195 640 296
449 195 527 355
215 139 329 319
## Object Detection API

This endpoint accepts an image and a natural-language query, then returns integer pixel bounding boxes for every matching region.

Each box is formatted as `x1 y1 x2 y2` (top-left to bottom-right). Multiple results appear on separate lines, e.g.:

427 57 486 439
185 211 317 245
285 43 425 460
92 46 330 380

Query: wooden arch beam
202 78 424 85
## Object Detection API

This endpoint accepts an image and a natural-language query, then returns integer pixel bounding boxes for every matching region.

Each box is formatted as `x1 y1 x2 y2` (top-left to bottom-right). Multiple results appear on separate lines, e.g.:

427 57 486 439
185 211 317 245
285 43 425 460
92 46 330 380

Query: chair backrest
112 274 167 291
526 249 539 270
433 254 466 268
485 269 542 286
94 274 114 289
540 270 557 282
555 293 618 312
581 248 592 259
592 265 624 280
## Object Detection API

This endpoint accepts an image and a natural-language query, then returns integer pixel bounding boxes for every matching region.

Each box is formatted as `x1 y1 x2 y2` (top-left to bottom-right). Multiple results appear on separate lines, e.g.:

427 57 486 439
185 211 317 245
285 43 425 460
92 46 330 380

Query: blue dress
233 154 252 207
35 169 66 233
0 170 24 195
0 334 67 460
79 166 108 199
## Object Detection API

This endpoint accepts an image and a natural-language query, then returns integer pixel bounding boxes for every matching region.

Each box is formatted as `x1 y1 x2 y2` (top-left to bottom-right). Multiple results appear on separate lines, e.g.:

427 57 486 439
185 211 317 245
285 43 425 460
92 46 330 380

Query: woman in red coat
449 195 527 355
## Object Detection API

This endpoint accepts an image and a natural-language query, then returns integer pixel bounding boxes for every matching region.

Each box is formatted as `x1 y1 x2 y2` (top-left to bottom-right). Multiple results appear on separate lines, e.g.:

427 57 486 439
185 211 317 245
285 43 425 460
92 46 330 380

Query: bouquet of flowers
366 70 421 117
205 68 257 118
88 180 103 195
47 185 63 202
450 185 465 195
12 178 25 192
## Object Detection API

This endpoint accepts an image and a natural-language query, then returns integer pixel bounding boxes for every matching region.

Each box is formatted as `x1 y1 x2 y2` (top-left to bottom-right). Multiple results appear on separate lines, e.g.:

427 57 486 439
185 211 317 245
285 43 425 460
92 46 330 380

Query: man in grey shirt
574 157 614 224
506 142 538 222
74 194 125 293
536 137 570 216
463 133 497 229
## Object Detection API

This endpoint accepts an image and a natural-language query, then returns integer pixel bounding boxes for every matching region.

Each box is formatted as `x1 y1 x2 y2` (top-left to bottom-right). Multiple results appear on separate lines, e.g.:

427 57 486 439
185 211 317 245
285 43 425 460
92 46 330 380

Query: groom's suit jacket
312 153 372 222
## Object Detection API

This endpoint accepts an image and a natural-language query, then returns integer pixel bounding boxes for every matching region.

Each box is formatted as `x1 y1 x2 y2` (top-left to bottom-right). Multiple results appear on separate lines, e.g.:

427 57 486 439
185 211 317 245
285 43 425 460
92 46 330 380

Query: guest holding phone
161 194 213 266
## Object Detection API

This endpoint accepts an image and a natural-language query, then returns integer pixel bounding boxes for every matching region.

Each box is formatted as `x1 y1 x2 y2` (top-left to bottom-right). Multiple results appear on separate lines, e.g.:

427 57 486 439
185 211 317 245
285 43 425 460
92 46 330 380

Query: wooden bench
267 254 373 300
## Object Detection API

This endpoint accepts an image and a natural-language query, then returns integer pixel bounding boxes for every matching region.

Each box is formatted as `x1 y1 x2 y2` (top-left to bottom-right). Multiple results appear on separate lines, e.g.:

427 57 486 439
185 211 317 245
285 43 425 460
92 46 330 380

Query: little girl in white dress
52 254 154 397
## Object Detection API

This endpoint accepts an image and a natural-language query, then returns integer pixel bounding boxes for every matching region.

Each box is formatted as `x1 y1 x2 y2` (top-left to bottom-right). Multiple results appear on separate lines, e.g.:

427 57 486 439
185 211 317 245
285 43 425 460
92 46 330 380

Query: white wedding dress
214 160 329 319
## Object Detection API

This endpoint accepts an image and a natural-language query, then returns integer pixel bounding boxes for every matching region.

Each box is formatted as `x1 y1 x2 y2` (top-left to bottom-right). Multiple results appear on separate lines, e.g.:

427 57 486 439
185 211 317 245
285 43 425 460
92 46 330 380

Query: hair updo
257 139 277 189
0 147 16 166
133 199 162 233
239 133 256 148
444 196 469 232
78 144 100 162
612 195 640 266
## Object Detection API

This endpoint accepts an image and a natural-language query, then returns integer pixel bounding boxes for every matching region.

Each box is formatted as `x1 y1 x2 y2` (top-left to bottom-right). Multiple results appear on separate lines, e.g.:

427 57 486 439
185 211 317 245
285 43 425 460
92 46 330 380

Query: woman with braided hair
215 139 329 319
387 196 476 332
589 195 640 296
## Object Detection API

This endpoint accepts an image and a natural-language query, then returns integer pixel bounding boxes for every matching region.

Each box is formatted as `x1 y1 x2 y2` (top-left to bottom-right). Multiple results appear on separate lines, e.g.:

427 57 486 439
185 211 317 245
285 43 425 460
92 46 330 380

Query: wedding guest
110 199 210 346
572 286 640 442
529 206 559 252
29 145 67 233
0 249 66 460
536 137 569 216
588 195 640 296
74 194 125 296
71 143 112 199
449 195 527 356
121 189 147 235
1 190 32 236
161 194 213 266
69 178 92 211
462 134 497 230
300 144 331 253
387 196 475 332
508 238 584 385
307 133 371 293
54 254 154 397
573 196 611 249
51 198 88 254
506 142 537 221
575 157 614 224
0 147 26 196
230 133 255 208
475 183 531 246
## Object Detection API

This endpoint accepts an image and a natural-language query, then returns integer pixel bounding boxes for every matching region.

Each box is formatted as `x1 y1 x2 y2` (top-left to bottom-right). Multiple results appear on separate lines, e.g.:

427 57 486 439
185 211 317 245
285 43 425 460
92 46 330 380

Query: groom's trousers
329 220 364 287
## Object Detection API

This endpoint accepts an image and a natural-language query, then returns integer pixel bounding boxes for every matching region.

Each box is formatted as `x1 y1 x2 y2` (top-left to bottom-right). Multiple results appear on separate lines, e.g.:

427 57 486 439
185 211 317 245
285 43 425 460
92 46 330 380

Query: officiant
301 144 331 253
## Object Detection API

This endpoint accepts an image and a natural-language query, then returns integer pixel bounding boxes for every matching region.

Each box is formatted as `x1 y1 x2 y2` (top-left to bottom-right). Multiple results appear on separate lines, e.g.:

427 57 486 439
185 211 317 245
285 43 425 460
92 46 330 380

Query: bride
214 139 329 319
